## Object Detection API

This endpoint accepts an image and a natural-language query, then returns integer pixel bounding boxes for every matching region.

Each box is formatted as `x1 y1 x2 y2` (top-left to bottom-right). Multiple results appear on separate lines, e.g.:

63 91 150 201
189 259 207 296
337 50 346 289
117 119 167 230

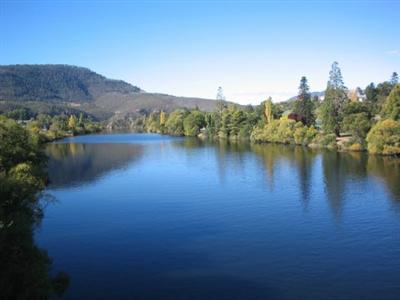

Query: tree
216 86 227 117
293 76 315 126
365 83 378 103
321 62 348 136
366 119 400 155
342 112 371 145
165 110 187 135
37 114 51 130
381 84 400 120
216 86 225 101
390 72 399 86
264 97 273 124
159 111 167 126
68 115 77 131
183 111 205 136
78 113 84 127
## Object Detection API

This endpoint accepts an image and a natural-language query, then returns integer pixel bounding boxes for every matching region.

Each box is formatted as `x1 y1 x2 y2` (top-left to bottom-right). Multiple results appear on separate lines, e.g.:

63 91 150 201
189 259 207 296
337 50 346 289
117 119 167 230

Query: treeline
131 62 400 155
0 116 69 298
2 112 104 141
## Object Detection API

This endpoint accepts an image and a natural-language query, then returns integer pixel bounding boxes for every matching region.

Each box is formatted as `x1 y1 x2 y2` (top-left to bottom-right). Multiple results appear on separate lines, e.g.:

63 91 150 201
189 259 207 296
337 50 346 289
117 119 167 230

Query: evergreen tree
390 72 399 86
321 62 348 136
365 83 378 103
293 76 315 126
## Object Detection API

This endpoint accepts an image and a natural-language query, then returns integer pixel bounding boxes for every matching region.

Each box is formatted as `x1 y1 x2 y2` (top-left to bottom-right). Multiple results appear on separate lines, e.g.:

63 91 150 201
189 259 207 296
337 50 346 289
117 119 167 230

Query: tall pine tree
293 76 315 126
321 62 348 136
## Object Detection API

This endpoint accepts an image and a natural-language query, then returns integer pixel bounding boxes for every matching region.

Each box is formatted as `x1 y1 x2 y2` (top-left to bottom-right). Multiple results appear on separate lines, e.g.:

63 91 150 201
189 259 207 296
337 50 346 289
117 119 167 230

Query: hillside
0 64 227 120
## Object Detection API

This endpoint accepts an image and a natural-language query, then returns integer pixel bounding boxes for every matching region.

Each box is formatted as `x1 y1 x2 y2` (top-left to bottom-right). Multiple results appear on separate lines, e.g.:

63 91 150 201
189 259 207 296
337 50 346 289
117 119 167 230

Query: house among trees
348 88 366 102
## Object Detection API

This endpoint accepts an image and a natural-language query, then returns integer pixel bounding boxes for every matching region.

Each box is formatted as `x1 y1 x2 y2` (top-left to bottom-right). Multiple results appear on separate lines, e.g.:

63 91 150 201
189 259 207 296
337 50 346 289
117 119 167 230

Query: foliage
68 115 78 130
183 110 205 136
320 62 348 136
342 112 371 145
251 118 316 145
390 72 399 86
0 116 70 299
293 76 315 126
366 119 400 155
4 107 34 120
165 110 187 136
381 84 400 120
311 133 337 148
263 98 273 124
294 123 318 145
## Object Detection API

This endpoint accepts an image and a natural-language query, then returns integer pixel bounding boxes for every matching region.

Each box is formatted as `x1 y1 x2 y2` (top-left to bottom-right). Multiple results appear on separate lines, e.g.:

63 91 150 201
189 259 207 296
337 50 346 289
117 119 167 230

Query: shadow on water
0 194 69 299
250 143 400 216
46 143 144 188
173 139 400 214
251 144 318 208
322 150 400 215
172 138 253 185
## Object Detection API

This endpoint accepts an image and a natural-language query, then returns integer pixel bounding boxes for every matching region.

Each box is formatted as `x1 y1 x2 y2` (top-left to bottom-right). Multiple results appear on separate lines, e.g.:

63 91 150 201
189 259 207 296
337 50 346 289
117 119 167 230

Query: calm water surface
36 133 400 300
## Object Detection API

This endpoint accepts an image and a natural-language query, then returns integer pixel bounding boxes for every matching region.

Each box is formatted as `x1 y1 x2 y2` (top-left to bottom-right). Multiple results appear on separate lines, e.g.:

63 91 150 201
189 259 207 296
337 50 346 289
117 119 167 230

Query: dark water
36 133 400 300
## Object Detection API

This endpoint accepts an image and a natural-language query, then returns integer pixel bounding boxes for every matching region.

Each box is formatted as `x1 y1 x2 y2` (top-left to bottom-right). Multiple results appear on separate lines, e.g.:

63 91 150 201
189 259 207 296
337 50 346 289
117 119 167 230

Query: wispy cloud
386 49 400 56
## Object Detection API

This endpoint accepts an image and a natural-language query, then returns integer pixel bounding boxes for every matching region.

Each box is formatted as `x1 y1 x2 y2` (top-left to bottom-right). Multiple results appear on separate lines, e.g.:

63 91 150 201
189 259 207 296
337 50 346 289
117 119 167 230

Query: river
36 133 400 299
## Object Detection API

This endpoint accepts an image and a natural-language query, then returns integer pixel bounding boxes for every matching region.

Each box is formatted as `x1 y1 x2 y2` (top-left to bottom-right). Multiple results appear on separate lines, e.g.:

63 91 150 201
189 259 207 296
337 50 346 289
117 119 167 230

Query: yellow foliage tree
68 115 77 130
160 111 167 126
264 97 273 124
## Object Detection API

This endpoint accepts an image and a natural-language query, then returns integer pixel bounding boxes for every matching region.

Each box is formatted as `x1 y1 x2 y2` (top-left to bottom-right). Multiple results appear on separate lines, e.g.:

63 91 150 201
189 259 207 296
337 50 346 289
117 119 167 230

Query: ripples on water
34 134 400 299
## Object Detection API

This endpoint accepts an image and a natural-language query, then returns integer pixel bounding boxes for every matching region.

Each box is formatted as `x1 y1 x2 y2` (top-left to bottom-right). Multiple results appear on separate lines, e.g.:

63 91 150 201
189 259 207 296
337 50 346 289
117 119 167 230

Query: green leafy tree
183 111 205 136
0 116 70 299
36 114 52 130
165 110 187 135
366 119 400 155
342 113 371 145
381 84 400 120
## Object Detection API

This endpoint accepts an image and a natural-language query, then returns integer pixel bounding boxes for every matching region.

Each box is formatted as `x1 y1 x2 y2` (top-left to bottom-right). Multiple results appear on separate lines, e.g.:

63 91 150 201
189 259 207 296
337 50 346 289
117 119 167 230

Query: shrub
310 133 337 148
250 118 317 146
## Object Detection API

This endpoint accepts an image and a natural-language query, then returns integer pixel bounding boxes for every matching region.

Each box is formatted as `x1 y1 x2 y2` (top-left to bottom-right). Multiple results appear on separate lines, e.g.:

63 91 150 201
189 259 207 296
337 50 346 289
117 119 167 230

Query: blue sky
1 1 399 104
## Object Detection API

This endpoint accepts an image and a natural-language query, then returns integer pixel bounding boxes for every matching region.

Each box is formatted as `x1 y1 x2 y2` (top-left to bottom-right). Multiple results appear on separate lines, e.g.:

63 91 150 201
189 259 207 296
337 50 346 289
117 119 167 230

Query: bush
348 143 363 152
366 119 400 155
310 133 337 148
294 123 318 145
251 118 316 146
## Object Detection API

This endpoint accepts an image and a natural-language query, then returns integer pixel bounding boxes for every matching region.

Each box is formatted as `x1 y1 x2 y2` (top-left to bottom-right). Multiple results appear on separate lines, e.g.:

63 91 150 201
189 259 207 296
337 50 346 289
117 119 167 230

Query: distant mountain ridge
285 91 324 102
0 64 230 120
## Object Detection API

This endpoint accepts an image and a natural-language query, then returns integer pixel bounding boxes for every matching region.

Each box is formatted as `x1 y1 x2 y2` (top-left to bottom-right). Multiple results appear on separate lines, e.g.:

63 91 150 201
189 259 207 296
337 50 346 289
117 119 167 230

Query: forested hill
0 64 226 120
0 64 141 102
